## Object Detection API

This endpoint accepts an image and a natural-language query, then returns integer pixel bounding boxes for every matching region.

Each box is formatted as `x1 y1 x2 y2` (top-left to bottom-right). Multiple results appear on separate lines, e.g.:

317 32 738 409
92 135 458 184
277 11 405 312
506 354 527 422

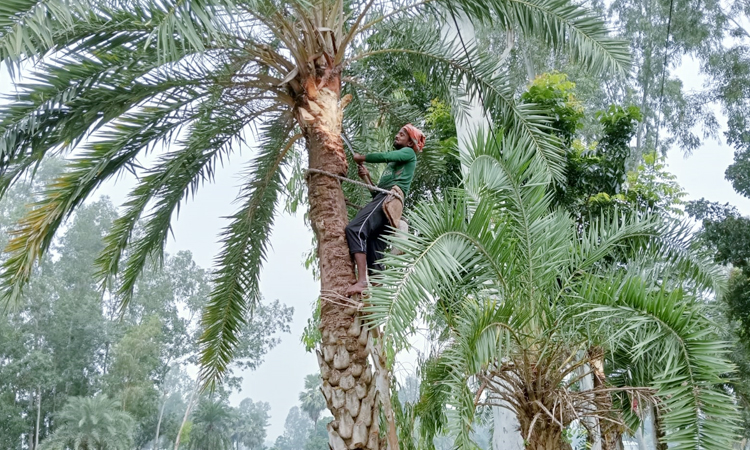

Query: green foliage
520 72 584 145
516 73 676 221
619 151 686 215
40 395 135 450
687 199 750 439
301 298 322 353
231 398 271 450
687 200 750 269
366 130 739 449
299 374 326 425
521 76 683 222
103 316 161 440
726 147 750 199
552 103 643 216
187 396 234 450
270 406 314 450
0 167 291 449
406 99 462 209
303 418 333 450
598 0 722 154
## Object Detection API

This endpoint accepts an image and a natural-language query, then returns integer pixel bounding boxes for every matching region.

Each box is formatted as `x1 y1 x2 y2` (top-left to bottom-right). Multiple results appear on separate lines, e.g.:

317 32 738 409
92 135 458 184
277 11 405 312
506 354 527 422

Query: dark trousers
345 192 389 274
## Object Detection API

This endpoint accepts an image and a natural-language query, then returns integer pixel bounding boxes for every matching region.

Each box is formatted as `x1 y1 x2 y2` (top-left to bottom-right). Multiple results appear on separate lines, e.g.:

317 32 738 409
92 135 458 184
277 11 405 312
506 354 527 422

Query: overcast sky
2 52 749 440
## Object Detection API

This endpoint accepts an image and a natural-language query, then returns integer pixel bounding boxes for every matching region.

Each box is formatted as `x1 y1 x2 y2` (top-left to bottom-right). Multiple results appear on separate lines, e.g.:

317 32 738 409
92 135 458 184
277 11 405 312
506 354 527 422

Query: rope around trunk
306 168 404 201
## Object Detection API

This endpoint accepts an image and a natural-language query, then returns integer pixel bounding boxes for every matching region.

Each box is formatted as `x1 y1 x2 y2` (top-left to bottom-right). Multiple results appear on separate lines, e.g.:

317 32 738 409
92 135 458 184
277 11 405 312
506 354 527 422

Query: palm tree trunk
519 416 568 450
371 328 399 450
653 406 667 450
580 367 602 450
635 424 647 450
299 74 384 450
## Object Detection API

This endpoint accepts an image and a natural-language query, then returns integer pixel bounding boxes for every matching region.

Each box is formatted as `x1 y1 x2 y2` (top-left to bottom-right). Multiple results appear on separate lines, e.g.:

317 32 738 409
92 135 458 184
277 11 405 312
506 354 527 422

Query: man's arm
363 147 415 163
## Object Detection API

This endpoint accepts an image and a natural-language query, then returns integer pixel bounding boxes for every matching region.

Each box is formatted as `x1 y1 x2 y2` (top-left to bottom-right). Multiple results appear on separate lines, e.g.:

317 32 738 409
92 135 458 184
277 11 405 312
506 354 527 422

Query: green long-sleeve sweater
364 147 417 195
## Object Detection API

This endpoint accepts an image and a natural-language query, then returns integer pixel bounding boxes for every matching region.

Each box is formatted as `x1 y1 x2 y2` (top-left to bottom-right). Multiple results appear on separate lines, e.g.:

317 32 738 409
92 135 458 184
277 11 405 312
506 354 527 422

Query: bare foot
345 280 368 297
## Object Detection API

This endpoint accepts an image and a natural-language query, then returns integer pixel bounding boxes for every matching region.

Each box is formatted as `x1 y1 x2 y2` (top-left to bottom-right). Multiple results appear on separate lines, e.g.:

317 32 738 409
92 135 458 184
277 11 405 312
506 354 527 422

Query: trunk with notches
518 412 570 450
590 349 623 450
297 72 383 450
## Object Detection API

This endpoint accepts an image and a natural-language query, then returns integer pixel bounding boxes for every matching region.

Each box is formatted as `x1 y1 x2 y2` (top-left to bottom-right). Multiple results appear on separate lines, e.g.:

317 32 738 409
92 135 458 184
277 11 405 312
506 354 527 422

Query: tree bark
653 406 667 450
299 74 384 450
519 415 568 450
371 328 399 450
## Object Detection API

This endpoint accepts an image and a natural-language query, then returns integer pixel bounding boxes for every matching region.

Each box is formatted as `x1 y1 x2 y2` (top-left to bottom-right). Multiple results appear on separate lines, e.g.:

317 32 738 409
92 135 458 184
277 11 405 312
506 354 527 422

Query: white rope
306 168 404 201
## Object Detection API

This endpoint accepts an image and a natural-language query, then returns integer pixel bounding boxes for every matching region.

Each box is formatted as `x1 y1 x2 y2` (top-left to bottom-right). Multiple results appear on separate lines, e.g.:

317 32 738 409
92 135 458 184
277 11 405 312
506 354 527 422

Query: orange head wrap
402 123 426 152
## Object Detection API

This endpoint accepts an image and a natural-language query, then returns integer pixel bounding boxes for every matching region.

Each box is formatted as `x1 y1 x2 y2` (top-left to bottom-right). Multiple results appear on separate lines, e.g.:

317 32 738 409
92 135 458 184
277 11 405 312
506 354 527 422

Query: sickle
342 133 373 186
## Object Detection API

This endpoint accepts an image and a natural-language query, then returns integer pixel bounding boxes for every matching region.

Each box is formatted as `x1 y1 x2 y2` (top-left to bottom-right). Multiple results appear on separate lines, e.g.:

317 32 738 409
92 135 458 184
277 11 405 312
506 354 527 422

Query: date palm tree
40 396 134 450
0 1 628 448
300 373 326 425
188 397 234 450
367 130 741 449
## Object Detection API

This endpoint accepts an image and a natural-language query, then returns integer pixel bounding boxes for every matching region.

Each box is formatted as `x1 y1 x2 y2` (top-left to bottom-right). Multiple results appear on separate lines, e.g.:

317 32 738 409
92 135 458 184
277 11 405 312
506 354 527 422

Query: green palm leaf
572 273 741 450
490 0 630 75
0 0 93 64
112 90 281 310
198 117 297 390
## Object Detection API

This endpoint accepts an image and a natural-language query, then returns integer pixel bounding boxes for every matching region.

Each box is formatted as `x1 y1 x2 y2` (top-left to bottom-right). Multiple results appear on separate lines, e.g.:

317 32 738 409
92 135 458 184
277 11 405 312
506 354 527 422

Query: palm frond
415 355 452 447
0 58 229 308
198 117 297 390
571 273 741 450
0 0 93 65
142 0 238 61
365 192 513 346
439 0 631 76
0 109 183 308
113 90 279 310
418 299 527 448
462 129 575 291
0 45 214 194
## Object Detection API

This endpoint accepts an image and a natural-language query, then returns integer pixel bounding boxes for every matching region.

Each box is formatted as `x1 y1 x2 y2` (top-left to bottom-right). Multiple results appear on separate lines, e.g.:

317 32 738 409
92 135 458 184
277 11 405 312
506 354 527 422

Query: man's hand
352 152 366 164
357 164 371 183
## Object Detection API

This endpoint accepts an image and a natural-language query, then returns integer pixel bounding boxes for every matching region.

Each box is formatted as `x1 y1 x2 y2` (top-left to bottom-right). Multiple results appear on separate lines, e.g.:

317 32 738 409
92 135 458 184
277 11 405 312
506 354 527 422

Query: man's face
393 127 415 151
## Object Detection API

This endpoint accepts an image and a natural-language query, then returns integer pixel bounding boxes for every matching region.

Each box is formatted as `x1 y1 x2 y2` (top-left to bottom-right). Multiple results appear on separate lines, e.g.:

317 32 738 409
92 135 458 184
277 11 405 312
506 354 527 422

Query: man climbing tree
0 1 630 448
345 125 426 296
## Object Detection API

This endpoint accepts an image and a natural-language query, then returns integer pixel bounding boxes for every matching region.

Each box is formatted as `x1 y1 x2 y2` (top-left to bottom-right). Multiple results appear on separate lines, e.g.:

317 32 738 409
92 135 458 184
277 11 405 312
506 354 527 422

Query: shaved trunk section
299 72 389 450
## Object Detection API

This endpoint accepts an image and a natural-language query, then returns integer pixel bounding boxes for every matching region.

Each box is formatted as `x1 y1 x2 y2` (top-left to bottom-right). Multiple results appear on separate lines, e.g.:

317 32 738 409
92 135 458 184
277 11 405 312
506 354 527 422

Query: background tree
230 398 271 450
270 406 314 450
187 396 235 450
0 163 291 449
687 199 750 440
103 316 162 447
40 396 135 450
299 374 326 425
